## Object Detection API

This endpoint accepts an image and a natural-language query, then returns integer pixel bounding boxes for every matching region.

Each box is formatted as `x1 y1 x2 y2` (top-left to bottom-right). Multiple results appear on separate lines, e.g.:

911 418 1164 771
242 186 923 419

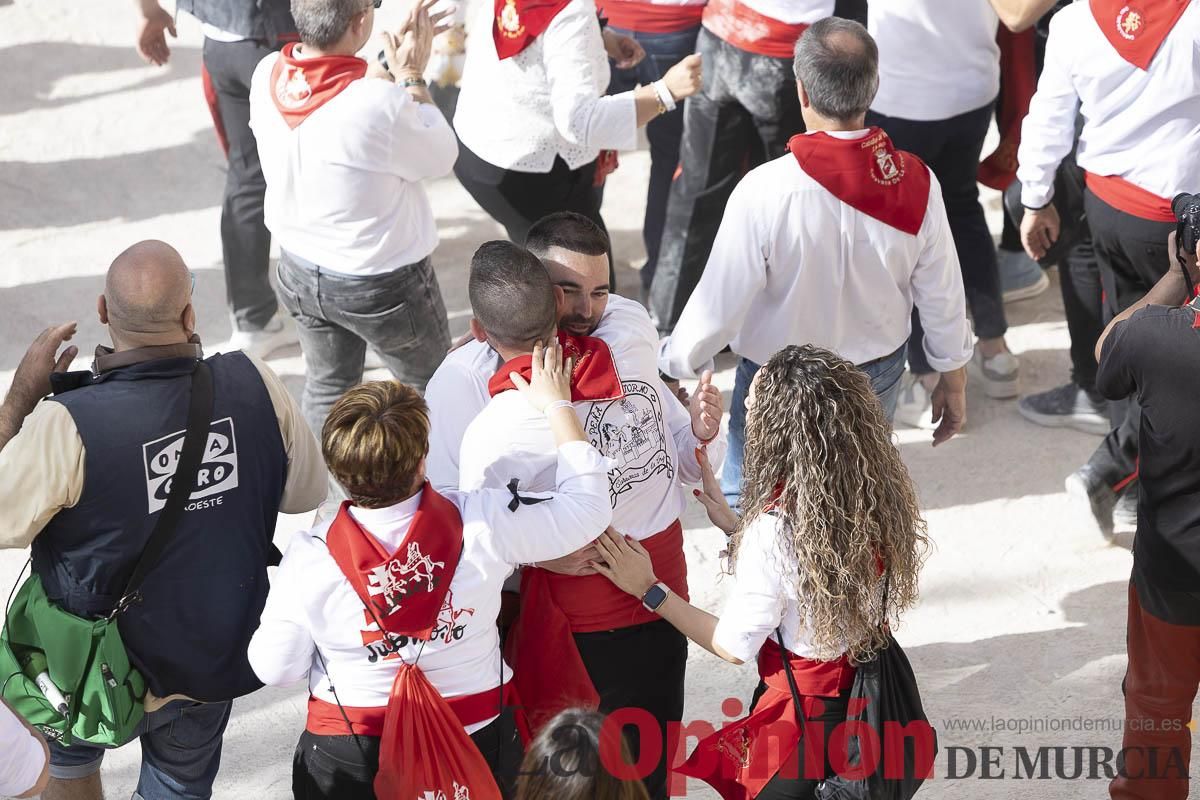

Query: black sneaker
1114 485 1138 530
1065 465 1116 542
1018 383 1110 435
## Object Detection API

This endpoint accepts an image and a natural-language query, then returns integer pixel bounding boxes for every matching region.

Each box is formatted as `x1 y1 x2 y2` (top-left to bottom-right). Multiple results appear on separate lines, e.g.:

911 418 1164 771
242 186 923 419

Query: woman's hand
663 53 702 102
510 340 575 412
689 369 721 442
692 446 739 534
590 528 658 598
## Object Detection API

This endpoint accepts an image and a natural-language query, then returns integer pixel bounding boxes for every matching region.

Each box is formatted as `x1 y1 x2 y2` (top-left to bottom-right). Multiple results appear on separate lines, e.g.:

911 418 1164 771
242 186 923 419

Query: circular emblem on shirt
869 146 904 186
275 65 313 108
498 0 525 38
1116 5 1144 40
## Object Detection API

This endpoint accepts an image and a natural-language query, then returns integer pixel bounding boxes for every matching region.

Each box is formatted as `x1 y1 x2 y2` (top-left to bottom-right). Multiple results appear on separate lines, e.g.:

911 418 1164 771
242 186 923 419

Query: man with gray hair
658 17 973 508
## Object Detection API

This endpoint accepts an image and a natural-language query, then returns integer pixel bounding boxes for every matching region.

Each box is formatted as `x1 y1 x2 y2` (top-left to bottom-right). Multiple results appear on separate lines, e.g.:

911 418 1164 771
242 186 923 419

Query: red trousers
1111 581 1200 800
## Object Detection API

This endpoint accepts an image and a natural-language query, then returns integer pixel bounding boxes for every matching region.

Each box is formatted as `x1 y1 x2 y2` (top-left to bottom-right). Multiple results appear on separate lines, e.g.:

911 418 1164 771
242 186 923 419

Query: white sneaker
894 372 937 430
971 348 1019 399
222 314 298 360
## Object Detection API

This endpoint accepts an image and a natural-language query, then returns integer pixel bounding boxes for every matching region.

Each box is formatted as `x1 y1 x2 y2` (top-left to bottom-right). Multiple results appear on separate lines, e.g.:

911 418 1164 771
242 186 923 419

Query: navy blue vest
36 351 288 702
177 0 295 43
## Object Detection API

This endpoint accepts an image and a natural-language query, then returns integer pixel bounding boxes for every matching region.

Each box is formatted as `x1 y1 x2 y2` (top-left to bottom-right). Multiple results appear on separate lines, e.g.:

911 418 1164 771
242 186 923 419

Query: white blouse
454 0 639 171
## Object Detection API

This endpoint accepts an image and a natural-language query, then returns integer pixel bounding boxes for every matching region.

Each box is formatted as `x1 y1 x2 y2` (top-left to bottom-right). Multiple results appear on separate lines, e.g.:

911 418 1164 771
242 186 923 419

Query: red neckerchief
1090 0 1191 70
269 42 367 129
325 485 463 640
493 0 572 59
788 128 931 236
487 332 624 401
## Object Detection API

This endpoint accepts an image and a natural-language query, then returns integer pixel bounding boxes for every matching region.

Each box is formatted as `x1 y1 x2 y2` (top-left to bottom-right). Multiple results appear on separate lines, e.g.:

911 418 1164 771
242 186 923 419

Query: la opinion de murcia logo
1117 5 1144 40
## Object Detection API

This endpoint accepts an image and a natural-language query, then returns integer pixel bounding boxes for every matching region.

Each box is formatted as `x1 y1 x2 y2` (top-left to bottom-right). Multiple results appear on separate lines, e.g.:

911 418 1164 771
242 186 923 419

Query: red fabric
505 521 687 732
788 128 931 236
375 664 503 800
1085 171 1176 222
676 640 856 800
326 487 464 641
269 43 367 129
597 0 706 33
200 64 229 158
305 681 523 737
701 0 809 58
493 0 572 59
978 27 1037 191
487 332 625 401
1090 0 1190 70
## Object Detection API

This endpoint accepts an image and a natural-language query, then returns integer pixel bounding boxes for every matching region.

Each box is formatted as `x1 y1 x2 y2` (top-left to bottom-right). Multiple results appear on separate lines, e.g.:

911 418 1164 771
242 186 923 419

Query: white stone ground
0 2 1172 797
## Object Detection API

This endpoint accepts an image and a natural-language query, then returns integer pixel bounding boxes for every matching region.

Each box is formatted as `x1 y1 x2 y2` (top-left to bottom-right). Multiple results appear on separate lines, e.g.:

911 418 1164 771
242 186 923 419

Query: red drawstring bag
375 662 503 800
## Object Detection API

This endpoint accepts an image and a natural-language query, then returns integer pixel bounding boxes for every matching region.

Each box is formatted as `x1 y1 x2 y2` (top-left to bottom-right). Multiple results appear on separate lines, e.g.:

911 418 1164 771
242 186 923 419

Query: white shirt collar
349 489 423 527
804 128 872 140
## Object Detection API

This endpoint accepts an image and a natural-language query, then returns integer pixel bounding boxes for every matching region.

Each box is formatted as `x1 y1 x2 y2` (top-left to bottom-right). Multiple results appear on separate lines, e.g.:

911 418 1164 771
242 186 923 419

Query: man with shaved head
0 240 325 800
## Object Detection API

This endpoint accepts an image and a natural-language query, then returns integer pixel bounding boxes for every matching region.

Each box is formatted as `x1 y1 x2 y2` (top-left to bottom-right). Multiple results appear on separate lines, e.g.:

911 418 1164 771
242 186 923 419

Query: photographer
1093 222 1200 800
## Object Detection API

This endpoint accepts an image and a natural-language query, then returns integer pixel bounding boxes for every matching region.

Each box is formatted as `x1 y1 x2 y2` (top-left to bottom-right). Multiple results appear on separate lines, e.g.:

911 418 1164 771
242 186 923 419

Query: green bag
0 361 213 747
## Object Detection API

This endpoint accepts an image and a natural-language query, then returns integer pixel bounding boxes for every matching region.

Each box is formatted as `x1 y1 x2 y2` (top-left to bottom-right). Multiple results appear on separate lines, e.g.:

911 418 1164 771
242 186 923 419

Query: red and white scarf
487 332 624 401
788 128 931 237
493 0 572 59
325 486 463 641
1090 0 1191 70
269 42 367 129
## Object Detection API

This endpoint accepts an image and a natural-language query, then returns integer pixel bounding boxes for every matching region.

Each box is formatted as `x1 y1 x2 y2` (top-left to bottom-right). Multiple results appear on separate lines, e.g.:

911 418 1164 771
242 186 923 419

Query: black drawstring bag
778 574 937 800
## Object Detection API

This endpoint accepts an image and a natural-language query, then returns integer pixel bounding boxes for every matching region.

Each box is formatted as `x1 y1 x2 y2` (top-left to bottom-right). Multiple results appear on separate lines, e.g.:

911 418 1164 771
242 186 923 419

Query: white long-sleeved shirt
869 0 1000 122
454 0 638 172
1017 0 1200 209
249 54 458 275
659 133 974 380
456 296 724 538
247 442 612 734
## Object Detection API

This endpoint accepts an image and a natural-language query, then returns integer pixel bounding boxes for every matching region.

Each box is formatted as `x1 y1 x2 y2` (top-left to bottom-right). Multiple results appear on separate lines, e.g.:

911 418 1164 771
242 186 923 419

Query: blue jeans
606 25 701 290
720 346 907 508
48 699 232 799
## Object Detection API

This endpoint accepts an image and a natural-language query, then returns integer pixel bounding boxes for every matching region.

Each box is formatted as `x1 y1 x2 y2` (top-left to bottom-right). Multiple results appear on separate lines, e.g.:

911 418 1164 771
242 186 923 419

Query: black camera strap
110 360 214 618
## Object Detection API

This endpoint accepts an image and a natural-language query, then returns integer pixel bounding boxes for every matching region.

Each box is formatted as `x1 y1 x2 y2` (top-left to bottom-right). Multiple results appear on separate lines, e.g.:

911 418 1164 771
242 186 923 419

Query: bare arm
988 0 1059 32
1095 234 1197 362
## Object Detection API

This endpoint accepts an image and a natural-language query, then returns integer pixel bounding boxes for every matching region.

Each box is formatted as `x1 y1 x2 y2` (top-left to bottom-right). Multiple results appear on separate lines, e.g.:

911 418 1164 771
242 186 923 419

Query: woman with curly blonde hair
593 344 930 800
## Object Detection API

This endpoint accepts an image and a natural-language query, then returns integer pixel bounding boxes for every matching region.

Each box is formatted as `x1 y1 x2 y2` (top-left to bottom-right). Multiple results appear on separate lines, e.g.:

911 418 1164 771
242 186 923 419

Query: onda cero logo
142 417 239 513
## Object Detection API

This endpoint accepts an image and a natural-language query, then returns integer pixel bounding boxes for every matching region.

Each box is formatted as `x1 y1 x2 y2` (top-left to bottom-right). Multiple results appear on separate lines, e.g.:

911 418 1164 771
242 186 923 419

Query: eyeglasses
189 271 196 296
368 0 382 8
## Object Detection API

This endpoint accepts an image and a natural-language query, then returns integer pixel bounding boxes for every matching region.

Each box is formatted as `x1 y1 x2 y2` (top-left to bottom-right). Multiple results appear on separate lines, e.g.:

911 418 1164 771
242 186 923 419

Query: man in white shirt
0 698 48 799
249 0 458 435
660 18 972 508
867 0 1037 423
649 0 865 332
453 234 721 800
1015 0 1200 538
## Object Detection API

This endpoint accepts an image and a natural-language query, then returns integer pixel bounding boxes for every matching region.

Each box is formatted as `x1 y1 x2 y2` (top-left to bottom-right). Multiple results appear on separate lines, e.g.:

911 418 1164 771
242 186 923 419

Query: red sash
505 520 688 732
676 639 856 800
305 681 527 737
1090 0 1190 70
269 43 367 129
1085 171 1176 222
597 0 706 33
701 0 809 59
494 0 572 59
978 27 1037 191
788 128 931 236
326 487 463 641
487 332 624 402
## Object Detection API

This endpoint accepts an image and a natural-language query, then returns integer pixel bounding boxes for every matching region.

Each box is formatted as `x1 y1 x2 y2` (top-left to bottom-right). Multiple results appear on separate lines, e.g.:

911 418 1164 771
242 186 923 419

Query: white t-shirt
712 513 838 662
457 297 724 538
869 0 1001 121
249 54 459 275
247 442 612 734
426 341 503 494
0 704 44 798
658 136 973 379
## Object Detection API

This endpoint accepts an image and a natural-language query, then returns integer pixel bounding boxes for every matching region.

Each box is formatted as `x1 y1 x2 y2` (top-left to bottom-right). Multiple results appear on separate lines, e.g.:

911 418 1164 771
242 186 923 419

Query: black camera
1172 192 1200 255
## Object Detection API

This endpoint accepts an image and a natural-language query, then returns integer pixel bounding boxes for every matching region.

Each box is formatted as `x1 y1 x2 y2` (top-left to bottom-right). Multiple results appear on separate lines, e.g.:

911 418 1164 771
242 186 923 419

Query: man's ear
469 317 488 343
553 285 567 308
182 303 196 337
97 294 108 325
797 80 811 110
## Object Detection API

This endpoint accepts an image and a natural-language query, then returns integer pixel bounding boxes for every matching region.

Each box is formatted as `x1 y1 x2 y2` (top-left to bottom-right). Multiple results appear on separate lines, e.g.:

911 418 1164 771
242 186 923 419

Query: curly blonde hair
729 345 930 662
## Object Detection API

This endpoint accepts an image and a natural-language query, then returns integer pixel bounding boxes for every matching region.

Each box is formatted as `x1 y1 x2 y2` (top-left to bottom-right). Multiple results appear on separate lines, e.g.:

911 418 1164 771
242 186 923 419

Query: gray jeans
277 251 451 435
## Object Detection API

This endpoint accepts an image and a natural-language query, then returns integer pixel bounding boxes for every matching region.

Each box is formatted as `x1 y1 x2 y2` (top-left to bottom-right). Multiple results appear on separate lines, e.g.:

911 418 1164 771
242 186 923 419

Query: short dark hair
515 709 649 800
793 17 879 123
525 212 611 259
292 0 368 49
468 241 558 350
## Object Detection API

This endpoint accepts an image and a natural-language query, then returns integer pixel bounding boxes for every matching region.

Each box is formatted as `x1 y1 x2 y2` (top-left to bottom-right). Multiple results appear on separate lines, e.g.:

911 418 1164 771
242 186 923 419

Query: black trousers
201 37 279 332
648 27 803 334
1084 190 1175 489
868 101 1008 374
454 141 606 247
752 685 852 800
291 710 524 800
574 618 688 800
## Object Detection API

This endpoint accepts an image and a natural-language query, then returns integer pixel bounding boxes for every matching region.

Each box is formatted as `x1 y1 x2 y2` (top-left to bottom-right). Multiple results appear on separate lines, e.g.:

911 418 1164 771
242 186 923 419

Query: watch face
643 584 667 611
